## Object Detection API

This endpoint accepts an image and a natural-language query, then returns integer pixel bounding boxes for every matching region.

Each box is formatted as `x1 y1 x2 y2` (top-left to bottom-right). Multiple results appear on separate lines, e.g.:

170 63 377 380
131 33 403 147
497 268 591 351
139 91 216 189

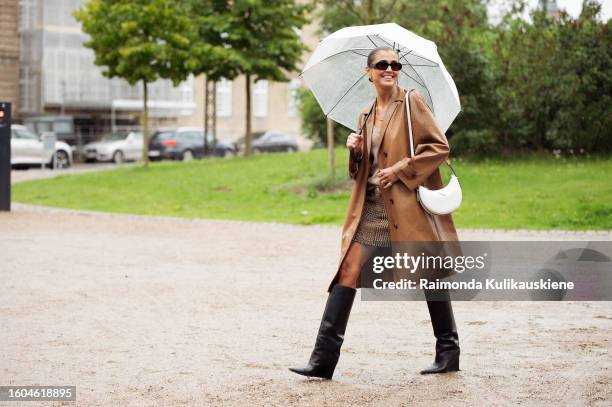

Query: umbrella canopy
300 23 460 133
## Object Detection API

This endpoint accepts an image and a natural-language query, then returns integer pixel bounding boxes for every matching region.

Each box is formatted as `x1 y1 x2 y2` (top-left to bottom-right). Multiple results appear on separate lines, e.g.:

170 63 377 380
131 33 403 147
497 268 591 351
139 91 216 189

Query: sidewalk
0 205 610 406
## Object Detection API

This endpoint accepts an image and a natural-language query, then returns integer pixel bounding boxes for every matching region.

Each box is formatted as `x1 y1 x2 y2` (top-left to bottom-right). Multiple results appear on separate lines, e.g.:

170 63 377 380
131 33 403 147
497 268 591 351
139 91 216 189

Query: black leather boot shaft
289 284 356 379
420 289 460 374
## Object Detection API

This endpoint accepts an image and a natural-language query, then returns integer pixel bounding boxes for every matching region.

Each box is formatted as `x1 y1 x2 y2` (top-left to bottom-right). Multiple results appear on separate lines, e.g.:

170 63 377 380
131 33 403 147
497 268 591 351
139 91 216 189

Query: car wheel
182 149 194 161
113 150 125 164
286 146 297 153
52 150 71 169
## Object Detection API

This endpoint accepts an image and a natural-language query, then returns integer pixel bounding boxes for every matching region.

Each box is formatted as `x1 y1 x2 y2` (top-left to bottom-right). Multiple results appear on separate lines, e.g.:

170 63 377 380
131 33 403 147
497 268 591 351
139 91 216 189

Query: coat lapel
377 86 406 149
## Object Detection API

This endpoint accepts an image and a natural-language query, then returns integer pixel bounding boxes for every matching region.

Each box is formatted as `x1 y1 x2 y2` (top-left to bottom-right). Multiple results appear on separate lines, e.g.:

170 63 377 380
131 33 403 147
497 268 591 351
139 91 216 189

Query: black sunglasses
369 60 403 71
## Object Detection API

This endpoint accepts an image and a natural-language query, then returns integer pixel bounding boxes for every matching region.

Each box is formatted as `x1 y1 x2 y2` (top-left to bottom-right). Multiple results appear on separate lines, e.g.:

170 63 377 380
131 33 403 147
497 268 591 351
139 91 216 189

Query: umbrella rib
366 35 378 47
325 72 367 117
397 50 435 112
399 68 426 88
402 64 434 110
299 48 375 77
352 50 370 58
377 35 440 66
400 50 439 67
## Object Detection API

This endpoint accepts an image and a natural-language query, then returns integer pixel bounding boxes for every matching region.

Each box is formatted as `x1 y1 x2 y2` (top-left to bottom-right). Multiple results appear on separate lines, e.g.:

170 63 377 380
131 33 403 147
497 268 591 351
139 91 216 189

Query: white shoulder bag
405 90 462 215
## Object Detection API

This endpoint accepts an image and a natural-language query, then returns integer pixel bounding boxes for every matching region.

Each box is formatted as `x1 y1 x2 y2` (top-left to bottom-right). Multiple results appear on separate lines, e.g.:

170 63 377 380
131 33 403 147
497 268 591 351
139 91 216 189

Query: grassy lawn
12 148 612 230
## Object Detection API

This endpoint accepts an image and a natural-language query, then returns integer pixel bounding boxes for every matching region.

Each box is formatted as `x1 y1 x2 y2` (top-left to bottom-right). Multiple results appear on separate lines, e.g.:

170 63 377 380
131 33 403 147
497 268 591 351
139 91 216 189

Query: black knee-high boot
289 284 356 379
420 289 460 374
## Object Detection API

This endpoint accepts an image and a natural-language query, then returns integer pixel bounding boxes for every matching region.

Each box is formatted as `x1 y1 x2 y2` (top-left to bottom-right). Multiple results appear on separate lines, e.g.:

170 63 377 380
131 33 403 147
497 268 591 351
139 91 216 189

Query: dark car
148 127 236 161
251 131 298 153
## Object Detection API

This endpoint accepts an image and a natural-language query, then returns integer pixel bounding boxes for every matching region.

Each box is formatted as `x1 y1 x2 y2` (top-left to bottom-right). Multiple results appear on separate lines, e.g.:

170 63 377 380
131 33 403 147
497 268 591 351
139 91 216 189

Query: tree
492 0 612 153
74 0 201 166
222 0 312 156
189 0 241 155
546 0 612 151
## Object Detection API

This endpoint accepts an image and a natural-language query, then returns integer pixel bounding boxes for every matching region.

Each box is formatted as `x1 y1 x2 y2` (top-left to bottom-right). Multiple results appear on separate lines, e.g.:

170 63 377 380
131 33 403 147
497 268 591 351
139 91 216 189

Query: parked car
83 131 143 164
148 127 236 161
252 131 298 153
10 124 72 169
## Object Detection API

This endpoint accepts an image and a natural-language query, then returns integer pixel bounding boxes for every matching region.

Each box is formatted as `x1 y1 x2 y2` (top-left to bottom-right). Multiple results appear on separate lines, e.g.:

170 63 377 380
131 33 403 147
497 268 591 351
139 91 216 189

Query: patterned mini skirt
351 184 391 247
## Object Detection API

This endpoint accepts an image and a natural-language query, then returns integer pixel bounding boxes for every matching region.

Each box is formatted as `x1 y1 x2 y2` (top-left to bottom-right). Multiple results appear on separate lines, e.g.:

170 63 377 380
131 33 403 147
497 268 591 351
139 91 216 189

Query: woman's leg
336 241 365 288
288 242 364 379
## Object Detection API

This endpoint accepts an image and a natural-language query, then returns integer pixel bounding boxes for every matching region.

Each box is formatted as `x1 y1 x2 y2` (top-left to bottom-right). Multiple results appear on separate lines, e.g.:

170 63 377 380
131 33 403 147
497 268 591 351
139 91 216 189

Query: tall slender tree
74 0 201 166
190 0 241 155
223 0 312 156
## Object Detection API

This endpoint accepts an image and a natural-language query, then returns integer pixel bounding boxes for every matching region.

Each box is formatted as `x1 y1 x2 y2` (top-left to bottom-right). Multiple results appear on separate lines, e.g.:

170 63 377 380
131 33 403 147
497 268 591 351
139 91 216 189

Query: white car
11 124 72 169
83 132 143 164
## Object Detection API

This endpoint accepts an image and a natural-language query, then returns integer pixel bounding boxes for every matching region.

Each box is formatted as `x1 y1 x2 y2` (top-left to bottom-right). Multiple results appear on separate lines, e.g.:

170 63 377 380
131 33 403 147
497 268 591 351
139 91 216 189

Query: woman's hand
379 167 399 189
346 132 363 157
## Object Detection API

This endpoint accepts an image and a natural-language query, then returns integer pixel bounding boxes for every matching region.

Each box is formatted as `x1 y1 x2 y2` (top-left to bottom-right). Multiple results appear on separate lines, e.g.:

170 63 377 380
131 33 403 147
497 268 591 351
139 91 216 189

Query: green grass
12 149 612 230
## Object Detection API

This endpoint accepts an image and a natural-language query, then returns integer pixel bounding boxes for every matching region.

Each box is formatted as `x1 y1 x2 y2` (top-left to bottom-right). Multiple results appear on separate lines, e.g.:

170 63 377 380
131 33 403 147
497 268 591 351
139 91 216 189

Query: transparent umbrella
300 23 460 133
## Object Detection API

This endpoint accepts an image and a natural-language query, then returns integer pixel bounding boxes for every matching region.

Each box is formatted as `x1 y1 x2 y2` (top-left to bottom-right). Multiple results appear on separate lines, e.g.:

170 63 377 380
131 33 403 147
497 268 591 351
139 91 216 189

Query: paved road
1 204 610 406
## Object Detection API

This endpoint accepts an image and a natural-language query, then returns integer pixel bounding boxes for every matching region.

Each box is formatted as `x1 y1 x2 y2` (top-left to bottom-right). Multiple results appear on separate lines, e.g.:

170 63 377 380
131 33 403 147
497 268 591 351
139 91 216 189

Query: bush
450 129 498 157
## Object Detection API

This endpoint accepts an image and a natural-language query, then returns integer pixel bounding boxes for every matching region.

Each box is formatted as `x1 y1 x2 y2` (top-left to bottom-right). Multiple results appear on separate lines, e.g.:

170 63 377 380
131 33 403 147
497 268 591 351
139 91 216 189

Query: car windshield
13 128 39 140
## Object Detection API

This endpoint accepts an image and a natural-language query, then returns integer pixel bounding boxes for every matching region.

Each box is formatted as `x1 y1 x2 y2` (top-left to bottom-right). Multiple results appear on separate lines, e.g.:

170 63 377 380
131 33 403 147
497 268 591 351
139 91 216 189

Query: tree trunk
326 117 335 179
204 76 209 156
142 79 149 167
245 73 252 156
212 80 217 154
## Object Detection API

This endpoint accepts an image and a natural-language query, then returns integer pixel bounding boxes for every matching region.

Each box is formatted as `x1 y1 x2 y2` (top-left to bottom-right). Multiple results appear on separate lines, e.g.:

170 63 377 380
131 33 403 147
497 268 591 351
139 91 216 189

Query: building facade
0 0 21 115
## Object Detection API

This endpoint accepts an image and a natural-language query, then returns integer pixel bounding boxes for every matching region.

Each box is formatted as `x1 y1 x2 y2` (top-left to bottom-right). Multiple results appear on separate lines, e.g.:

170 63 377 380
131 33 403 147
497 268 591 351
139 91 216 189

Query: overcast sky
487 0 612 23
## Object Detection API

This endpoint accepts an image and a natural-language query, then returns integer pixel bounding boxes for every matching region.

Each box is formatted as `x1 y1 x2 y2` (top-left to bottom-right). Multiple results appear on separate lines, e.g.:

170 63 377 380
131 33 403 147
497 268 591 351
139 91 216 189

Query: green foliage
223 0 312 82
493 0 612 153
74 0 200 86
449 129 498 156
188 0 241 81
297 88 351 146
546 1 612 151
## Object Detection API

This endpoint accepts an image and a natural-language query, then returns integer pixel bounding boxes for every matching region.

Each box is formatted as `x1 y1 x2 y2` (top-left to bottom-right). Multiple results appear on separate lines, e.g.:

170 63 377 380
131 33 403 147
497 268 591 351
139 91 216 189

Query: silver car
83 132 143 164
11 124 72 169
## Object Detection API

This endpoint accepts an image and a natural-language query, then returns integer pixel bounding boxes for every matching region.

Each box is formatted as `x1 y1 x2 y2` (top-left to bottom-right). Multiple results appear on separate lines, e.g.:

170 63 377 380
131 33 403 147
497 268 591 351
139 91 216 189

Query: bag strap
404 89 458 178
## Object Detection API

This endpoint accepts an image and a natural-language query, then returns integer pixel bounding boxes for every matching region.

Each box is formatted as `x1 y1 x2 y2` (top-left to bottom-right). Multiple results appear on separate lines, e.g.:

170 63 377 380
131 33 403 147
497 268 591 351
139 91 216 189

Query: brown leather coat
328 86 459 291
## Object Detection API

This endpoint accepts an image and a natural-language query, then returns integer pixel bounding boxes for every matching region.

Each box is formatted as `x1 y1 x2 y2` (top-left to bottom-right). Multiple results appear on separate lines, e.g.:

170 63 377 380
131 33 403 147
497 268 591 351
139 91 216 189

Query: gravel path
1 204 610 406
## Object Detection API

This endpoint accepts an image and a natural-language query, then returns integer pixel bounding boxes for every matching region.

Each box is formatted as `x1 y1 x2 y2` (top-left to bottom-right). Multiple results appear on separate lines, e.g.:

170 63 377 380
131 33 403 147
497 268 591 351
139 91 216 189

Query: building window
253 79 268 117
216 78 232 117
288 78 301 118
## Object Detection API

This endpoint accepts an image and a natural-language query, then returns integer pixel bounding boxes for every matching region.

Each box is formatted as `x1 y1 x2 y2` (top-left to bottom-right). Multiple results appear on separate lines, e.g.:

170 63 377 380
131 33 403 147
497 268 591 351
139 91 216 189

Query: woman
289 46 460 379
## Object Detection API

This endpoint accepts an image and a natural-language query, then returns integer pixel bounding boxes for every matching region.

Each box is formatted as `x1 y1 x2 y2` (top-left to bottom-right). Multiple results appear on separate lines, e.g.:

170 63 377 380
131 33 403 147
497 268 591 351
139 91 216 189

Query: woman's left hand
379 167 399 189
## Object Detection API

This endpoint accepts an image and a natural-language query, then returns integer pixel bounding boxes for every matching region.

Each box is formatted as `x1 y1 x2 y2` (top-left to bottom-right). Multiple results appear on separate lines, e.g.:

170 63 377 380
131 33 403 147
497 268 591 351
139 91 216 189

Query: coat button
390 199 394 204
394 224 399 229
383 151 388 157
